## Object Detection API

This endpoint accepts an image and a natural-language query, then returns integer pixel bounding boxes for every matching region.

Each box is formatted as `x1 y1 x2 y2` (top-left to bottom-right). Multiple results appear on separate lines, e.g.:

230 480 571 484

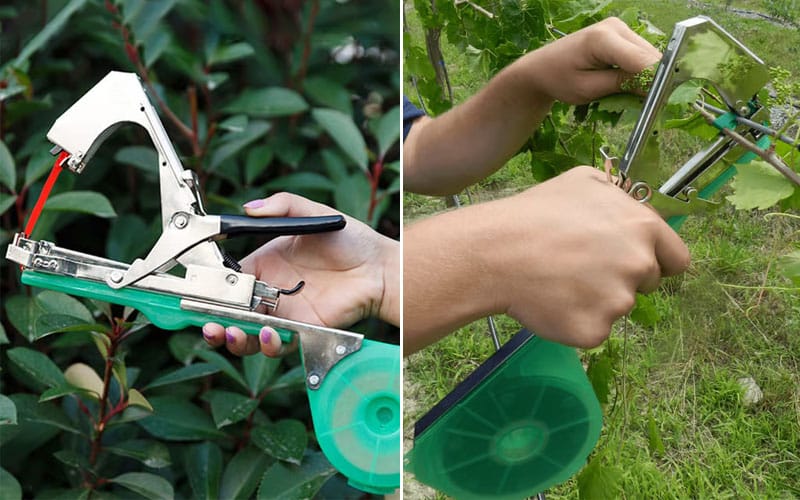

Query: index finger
653 217 691 277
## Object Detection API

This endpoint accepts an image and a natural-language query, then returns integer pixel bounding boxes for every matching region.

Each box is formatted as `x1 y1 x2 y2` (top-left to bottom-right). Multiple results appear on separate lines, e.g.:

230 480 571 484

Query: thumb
242 192 339 218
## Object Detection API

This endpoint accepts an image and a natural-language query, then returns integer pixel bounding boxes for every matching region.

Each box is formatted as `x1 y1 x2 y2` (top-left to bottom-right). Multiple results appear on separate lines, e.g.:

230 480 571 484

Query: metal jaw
618 16 771 218
9 71 364 387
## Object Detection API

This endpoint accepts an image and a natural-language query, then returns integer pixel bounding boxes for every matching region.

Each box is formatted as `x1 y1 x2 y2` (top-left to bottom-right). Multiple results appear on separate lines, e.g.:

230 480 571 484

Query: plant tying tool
406 15 798 500
5 71 400 494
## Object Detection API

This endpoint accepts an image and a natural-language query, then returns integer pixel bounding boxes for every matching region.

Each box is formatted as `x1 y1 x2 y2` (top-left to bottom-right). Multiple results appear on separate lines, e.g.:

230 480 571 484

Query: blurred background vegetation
0 0 399 498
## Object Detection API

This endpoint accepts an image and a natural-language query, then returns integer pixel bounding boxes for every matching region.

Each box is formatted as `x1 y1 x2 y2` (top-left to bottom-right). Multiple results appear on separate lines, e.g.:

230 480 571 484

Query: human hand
518 17 661 104
403 166 690 353
203 192 399 357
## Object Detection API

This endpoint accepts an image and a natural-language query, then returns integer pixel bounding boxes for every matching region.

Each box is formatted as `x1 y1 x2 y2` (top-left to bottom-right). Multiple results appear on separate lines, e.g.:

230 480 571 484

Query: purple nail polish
225 328 235 343
243 199 264 209
260 327 272 344
202 325 213 340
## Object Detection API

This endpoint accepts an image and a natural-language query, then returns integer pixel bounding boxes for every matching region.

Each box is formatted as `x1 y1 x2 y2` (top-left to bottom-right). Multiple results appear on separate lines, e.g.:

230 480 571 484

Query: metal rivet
174 214 188 229
307 374 320 386
226 274 238 285
110 271 123 283
335 345 346 355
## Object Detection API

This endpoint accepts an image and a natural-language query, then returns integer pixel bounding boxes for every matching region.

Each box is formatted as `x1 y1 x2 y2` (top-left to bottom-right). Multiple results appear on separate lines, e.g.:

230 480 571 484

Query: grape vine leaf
577 456 623 500
726 161 795 210
777 250 800 285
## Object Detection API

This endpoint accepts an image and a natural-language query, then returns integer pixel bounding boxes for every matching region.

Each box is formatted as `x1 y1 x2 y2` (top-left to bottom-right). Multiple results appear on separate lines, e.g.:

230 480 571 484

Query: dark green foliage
0 0 399 498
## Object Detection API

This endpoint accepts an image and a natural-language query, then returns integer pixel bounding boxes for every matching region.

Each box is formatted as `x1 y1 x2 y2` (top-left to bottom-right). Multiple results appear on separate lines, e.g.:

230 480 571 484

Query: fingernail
243 199 264 209
260 327 272 344
225 328 235 343
202 325 212 340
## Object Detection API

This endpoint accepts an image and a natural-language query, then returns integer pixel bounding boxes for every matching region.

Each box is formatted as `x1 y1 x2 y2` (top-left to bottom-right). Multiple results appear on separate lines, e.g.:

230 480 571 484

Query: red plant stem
88 322 124 466
104 3 196 146
293 0 320 89
367 158 384 222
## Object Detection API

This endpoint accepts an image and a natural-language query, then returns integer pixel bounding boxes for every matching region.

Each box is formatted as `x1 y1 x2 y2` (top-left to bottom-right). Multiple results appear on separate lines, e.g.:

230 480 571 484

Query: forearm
403 205 503 354
379 238 401 327
404 55 553 196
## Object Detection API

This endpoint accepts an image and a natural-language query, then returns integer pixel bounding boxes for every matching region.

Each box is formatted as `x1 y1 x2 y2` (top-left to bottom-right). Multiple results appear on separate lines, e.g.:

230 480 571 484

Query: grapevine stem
693 103 800 185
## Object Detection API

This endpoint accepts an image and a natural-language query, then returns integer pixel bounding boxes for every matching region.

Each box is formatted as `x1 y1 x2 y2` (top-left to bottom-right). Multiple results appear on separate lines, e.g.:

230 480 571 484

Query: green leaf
4 294 39 342
169 333 209 365
333 173 371 222
647 413 666 456
109 472 173 500
268 365 306 392
586 353 614 405
7 347 66 388
245 145 274 184
32 314 100 341
0 395 17 425
203 390 259 428
194 350 248 390
127 388 153 412
596 94 641 114
312 108 368 171
44 191 116 218
38 384 95 403
630 293 660 327
208 42 255 66
372 106 401 157
256 451 336 500
185 441 223 500
577 456 623 500
303 77 352 115
221 446 273 500
210 121 271 170
37 290 93 321
727 161 796 210
0 139 15 190
24 148 58 188
244 354 281 395
251 420 308 465
0 193 15 216
105 439 171 468
114 146 158 174
13 0 89 66
144 362 220 390
54 449 89 469
0 467 21 500
777 250 800 285
10 393 81 435
0 323 8 345
64 363 103 399
137 396 225 441
263 172 335 193
224 87 308 117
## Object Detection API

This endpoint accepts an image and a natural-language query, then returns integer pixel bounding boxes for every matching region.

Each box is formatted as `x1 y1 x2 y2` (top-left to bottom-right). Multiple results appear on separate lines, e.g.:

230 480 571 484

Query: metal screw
109 271 123 283
226 274 238 285
739 105 749 116
335 345 346 355
174 213 188 229
307 374 320 386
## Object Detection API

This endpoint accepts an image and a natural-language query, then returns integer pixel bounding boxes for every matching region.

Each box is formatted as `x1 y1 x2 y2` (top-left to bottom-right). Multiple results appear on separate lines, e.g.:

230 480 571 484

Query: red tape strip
23 151 70 237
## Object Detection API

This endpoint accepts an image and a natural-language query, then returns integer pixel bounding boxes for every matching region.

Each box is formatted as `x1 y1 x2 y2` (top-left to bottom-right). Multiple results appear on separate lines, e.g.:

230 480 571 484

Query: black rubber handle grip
219 215 345 238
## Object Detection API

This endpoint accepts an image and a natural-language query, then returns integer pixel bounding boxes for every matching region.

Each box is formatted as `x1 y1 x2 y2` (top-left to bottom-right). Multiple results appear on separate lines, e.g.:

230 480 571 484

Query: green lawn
403 2 800 498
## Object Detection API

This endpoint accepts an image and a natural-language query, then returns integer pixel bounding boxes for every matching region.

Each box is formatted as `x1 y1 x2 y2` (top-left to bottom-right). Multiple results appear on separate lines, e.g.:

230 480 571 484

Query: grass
403 1 800 498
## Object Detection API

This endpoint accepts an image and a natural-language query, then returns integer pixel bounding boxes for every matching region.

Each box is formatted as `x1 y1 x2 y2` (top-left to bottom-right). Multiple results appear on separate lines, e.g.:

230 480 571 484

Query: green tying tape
21 271 293 342
306 339 401 494
712 112 737 131
407 333 602 500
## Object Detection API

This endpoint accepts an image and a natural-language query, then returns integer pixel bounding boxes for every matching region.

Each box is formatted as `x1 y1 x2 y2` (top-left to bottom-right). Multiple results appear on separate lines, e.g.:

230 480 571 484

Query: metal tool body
5 71 400 493
618 16 776 223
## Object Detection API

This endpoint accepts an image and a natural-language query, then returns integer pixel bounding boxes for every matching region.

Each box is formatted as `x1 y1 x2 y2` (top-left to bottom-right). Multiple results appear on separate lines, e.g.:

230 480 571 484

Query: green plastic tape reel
306 339 401 494
406 330 602 500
